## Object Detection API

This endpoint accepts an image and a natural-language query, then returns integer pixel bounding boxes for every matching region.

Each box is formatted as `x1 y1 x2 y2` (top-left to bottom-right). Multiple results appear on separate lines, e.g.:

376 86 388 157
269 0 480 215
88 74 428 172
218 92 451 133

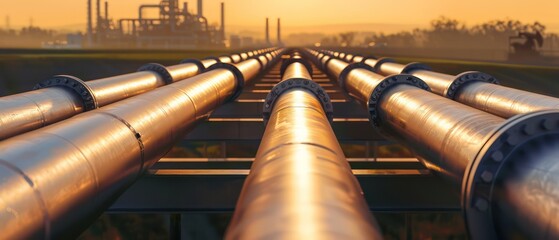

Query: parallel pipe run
226 57 382 240
329 49 559 119
0 49 275 140
0 50 283 239
307 49 559 239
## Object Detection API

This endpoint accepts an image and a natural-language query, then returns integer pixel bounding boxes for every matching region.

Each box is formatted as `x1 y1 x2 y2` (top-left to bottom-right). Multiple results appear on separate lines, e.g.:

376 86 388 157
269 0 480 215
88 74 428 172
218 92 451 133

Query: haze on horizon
1 0 558 36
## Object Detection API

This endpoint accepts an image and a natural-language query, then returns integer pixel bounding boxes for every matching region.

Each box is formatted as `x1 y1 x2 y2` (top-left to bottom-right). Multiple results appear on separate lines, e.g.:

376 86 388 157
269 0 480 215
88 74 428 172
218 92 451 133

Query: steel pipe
226 56 382 240
0 49 283 239
308 49 559 239
0 49 274 140
330 50 559 119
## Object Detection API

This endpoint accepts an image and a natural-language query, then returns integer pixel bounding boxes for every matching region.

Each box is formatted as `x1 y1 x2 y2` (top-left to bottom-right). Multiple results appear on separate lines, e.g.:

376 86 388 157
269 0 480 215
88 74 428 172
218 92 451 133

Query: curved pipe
0 49 275 140
308 49 559 239
0 50 283 239
226 56 382 240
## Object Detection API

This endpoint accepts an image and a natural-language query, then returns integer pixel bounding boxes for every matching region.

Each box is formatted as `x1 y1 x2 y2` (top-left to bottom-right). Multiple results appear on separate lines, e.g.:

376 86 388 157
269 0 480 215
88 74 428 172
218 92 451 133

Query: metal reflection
0 49 284 239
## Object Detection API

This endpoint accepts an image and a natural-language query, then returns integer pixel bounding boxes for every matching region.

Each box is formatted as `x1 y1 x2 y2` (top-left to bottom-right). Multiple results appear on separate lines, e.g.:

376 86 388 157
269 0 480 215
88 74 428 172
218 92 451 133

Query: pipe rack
0 48 284 239
0 48 277 140
306 48 559 239
225 53 382 239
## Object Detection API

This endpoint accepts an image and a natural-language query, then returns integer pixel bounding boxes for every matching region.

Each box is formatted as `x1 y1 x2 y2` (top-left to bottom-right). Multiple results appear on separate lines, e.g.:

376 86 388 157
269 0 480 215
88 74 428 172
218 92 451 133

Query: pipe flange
249 56 265 69
206 63 245 101
338 62 375 91
34 75 98 111
347 54 357 62
446 71 500 99
360 55 378 63
219 55 234 63
400 62 431 74
231 53 242 63
179 59 206 73
265 53 273 62
138 63 174 84
322 57 335 71
263 78 333 125
280 59 314 78
203 56 221 63
367 74 430 127
339 53 347 60
462 110 559 240
371 57 395 73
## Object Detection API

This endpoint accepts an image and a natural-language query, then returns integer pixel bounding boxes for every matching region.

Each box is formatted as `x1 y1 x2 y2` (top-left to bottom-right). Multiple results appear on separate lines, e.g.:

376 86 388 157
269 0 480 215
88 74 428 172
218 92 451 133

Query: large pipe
226 55 382 239
331 50 559 119
308 49 559 239
0 49 284 239
0 49 275 140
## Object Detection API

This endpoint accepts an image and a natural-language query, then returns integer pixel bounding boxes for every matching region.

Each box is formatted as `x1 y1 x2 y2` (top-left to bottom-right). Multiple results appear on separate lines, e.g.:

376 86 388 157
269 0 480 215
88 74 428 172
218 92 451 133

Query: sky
0 0 558 35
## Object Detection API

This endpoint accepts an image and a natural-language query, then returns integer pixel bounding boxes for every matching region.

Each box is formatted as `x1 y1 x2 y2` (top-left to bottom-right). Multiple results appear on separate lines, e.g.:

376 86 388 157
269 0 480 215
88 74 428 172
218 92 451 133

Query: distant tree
339 32 356 47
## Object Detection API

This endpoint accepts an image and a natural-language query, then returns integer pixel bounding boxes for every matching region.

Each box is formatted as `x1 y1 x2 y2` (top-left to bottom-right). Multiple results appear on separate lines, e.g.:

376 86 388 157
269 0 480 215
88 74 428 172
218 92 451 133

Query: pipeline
306 48 559 239
0 48 285 239
225 53 382 240
0 48 277 140
320 49 559 119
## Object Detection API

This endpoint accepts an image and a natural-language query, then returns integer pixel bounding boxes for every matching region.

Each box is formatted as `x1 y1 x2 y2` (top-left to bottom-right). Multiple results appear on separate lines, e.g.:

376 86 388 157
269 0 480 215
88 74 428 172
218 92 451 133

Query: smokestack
183 2 188 17
96 0 101 43
104 1 109 20
277 18 281 44
220 2 225 40
197 0 203 17
265 18 270 45
87 0 93 47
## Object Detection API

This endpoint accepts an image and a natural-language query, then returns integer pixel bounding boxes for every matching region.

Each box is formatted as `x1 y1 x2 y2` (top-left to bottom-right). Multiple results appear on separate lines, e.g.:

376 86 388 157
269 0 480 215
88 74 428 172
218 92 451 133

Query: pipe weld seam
96 112 146 174
371 57 395 73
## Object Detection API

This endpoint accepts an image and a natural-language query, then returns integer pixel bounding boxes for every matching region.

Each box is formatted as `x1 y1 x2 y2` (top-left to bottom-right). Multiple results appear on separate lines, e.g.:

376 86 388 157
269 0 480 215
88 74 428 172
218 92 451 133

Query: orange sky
1 0 558 34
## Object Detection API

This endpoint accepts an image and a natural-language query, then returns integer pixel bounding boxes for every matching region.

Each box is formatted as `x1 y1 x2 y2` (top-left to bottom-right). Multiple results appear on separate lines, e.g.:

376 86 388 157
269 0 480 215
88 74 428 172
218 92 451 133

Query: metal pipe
197 0 203 17
104 1 108 20
336 50 559 119
0 50 283 239
0 49 272 140
309 49 559 239
226 56 382 240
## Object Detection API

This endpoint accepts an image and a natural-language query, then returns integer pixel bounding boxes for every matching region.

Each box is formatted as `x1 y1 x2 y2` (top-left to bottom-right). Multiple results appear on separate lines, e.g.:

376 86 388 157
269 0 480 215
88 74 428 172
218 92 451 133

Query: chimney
220 2 225 41
265 18 270 45
197 0 203 17
105 1 109 20
87 0 93 47
277 18 281 44
183 2 188 17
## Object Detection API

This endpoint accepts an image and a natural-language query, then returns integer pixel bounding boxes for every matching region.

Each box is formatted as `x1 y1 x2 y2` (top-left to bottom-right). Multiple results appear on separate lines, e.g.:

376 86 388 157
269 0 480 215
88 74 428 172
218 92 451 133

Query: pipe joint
34 75 98 111
338 62 375 91
206 63 245 101
462 110 559 239
368 74 430 126
446 71 500 99
179 59 206 73
138 63 174 84
400 62 431 74
370 57 395 72
263 78 333 124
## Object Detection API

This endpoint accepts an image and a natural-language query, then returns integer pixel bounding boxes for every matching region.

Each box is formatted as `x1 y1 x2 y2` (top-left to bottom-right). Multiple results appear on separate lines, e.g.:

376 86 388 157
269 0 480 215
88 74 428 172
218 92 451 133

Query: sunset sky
1 0 558 35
